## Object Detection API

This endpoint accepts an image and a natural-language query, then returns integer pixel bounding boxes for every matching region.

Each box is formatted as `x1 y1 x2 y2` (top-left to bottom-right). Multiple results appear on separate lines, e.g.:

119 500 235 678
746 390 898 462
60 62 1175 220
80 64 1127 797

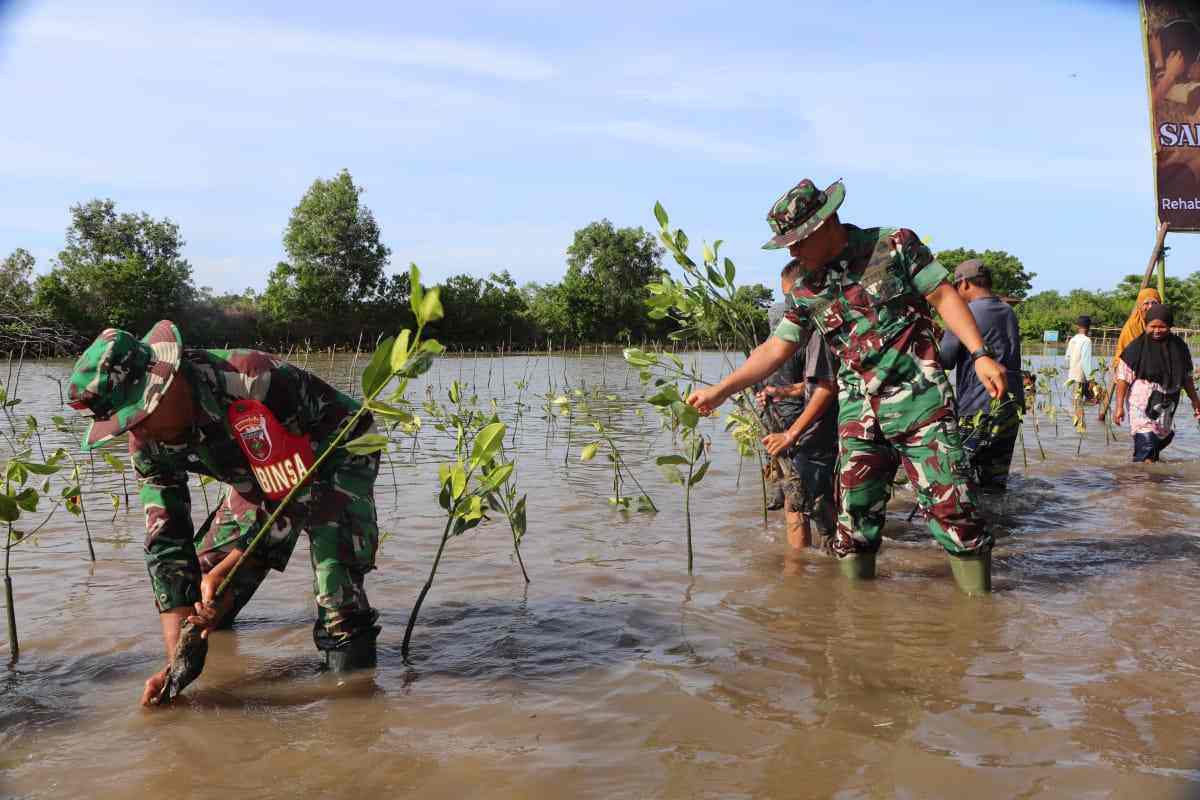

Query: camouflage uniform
773 225 990 558
130 349 381 651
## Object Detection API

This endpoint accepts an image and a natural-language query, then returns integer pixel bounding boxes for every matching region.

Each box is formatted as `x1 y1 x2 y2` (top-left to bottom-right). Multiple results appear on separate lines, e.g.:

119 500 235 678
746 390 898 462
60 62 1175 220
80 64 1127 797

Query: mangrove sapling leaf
580 443 599 462
343 433 391 455
689 461 711 486
360 336 396 398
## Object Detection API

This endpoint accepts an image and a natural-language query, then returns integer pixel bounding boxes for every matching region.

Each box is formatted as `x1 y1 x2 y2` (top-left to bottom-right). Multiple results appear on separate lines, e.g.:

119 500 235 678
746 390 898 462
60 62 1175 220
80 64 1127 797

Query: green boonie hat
67 320 182 451
762 178 845 250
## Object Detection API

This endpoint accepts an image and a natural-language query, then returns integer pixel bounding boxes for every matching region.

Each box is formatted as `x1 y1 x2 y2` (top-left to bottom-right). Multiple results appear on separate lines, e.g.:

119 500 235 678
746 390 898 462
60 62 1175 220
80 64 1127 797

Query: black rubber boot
323 631 379 672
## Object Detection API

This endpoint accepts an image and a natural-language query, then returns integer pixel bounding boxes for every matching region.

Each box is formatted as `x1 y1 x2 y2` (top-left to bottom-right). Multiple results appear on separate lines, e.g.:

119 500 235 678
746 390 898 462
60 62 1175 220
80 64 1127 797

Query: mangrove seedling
400 420 514 660
1 448 67 661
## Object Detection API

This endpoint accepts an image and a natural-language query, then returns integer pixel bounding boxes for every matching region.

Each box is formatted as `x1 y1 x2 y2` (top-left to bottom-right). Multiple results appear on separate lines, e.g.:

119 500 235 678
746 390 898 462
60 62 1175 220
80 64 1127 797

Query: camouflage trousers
835 365 990 558
196 451 381 651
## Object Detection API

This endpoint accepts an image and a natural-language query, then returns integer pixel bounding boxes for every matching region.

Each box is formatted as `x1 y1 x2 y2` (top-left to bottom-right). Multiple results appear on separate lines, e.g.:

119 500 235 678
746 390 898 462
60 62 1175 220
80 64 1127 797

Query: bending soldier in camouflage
67 321 382 705
687 179 1008 593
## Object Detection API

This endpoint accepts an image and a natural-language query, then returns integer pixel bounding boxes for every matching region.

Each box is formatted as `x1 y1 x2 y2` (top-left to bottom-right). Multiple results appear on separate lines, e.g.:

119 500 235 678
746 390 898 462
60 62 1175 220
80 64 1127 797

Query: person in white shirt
1065 315 1095 401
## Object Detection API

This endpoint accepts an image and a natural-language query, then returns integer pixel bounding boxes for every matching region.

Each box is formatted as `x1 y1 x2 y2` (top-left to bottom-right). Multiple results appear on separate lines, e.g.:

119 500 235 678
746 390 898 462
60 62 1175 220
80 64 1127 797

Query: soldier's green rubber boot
838 552 876 580
948 550 992 595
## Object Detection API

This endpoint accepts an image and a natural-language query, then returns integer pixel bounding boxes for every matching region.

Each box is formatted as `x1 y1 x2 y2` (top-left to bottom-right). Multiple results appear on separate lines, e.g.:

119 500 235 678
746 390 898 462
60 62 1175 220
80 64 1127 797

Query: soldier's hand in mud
973 357 1008 400
140 667 169 707
188 575 235 639
687 386 726 416
761 430 797 457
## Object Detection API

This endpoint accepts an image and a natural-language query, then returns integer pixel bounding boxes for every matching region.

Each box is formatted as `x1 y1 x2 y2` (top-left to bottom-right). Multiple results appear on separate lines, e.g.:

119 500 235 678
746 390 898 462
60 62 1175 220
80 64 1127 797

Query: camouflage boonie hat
762 178 845 250
67 320 182 451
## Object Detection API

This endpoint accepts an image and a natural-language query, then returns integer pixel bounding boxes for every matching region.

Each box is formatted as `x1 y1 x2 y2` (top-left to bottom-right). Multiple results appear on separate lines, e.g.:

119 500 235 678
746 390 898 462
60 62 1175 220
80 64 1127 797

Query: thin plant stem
401 514 455 661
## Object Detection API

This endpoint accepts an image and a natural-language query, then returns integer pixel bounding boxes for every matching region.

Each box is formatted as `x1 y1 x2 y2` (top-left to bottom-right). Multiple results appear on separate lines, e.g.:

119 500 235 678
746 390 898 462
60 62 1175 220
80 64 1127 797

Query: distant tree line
4 169 1183 355
3 170 772 354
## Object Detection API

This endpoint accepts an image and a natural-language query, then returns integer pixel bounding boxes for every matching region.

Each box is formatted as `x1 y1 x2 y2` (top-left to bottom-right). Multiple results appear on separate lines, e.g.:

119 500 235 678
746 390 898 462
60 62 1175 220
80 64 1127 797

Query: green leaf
450 465 468 500
647 385 680 407
675 229 689 255
580 443 599 462
471 422 507 464
636 495 656 513
655 454 688 466
419 286 444 324
481 462 514 492
688 461 710 486
15 488 38 513
705 265 725 288
343 433 390 455
702 241 715 265
361 335 396 398
0 494 18 523
671 401 699 429
102 452 125 473
389 329 413 374
110 493 120 512
622 348 656 368
511 495 527 542
22 461 62 476
723 257 736 285
367 401 415 424
653 201 669 229
658 463 685 485
409 264 424 318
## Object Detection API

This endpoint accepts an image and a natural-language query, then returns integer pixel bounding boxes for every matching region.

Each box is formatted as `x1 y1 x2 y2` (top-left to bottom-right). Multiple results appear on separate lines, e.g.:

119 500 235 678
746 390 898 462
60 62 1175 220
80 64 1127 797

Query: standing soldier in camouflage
67 321 382 706
687 179 1007 593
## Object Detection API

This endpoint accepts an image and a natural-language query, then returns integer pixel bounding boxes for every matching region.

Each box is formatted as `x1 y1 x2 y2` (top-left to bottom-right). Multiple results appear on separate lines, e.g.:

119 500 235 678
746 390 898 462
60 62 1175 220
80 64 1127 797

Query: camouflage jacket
773 225 949 393
131 349 370 611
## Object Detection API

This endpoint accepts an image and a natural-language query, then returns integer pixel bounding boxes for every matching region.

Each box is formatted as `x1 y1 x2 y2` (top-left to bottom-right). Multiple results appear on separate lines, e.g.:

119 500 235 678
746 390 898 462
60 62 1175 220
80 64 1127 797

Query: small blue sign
1043 330 1060 343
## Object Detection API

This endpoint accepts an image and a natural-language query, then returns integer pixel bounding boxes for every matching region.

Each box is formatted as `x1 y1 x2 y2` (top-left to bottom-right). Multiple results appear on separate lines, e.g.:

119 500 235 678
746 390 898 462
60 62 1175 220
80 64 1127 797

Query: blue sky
0 0 1183 300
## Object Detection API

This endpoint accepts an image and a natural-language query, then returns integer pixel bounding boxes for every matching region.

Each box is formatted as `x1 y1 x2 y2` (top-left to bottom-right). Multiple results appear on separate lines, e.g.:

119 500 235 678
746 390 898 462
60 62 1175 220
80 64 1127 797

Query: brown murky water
3 351 1200 799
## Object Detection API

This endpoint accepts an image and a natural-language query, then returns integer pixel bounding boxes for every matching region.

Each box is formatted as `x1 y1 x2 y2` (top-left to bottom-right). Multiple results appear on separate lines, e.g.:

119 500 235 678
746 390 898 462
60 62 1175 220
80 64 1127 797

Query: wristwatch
969 344 996 362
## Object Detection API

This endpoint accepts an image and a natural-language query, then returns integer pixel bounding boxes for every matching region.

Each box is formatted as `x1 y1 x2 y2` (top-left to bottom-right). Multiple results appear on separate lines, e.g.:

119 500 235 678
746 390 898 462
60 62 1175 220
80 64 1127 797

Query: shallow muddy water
2 350 1200 799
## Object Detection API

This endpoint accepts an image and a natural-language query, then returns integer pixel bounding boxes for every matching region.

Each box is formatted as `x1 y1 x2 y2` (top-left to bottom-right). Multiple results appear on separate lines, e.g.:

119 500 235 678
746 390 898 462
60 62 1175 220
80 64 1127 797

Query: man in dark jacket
938 259 1024 493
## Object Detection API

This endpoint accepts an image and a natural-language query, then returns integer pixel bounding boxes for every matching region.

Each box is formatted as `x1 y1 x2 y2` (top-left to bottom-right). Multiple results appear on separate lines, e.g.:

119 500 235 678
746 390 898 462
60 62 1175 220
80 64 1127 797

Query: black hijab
1119 305 1193 391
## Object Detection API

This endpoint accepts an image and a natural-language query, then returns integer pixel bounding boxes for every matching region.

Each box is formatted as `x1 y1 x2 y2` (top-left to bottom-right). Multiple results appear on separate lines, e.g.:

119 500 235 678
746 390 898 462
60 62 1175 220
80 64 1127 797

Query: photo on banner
1144 0 1200 229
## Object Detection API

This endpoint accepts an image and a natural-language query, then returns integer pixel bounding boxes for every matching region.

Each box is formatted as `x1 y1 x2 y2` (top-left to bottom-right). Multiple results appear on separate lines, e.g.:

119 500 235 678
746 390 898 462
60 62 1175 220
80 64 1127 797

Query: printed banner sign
1144 1 1200 230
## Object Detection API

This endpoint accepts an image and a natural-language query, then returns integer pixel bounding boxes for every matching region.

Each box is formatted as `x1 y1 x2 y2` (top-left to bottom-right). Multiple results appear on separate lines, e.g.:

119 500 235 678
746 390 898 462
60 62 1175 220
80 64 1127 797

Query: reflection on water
3 352 1200 799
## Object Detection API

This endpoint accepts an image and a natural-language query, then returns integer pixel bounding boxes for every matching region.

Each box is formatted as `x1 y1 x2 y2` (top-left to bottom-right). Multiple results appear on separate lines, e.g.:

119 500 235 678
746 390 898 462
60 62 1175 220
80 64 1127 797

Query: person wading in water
686 178 1007 594
757 269 839 552
938 259 1024 494
67 321 383 706
1113 304 1200 462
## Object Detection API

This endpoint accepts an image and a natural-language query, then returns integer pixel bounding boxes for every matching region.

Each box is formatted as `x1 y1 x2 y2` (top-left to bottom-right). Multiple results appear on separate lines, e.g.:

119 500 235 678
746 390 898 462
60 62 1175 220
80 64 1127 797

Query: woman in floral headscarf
1100 288 1161 422
1114 304 1200 462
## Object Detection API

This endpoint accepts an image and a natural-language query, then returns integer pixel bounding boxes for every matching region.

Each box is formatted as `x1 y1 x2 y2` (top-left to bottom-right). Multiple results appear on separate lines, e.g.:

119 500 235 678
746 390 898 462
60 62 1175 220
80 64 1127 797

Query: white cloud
16 13 555 82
